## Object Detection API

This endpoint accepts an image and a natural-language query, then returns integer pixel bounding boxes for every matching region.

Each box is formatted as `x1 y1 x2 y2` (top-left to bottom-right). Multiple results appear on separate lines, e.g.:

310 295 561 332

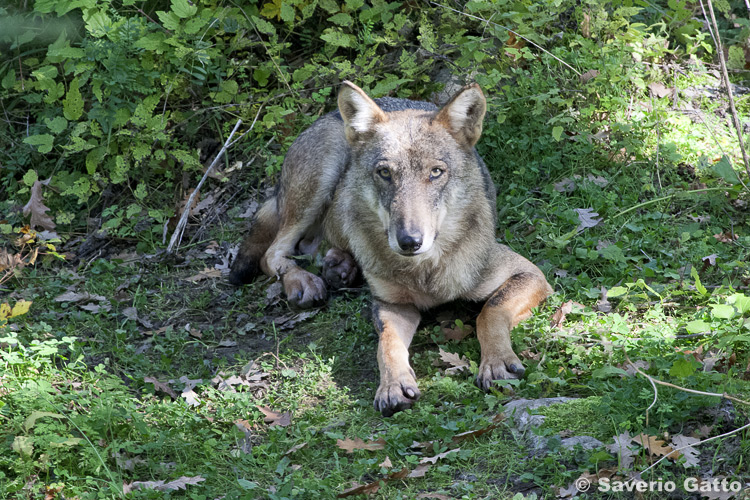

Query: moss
533 397 610 441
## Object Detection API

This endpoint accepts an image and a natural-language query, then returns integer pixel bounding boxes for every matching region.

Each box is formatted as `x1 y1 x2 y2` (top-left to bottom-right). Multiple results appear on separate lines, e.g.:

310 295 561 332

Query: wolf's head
338 81 487 257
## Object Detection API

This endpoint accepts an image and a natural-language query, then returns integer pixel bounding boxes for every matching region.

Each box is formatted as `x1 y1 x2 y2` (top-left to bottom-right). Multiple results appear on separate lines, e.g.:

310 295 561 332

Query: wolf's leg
229 197 281 285
322 247 359 289
475 272 551 390
372 301 422 417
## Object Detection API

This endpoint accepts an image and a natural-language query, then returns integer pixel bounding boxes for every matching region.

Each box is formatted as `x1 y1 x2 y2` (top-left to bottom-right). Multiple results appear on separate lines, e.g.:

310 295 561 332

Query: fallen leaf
441 322 474 342
669 435 700 467
554 178 576 193
123 475 205 493
648 82 672 98
336 437 386 453
408 464 430 478
450 414 506 445
284 442 308 456
580 69 599 83
713 232 738 243
144 377 178 399
337 468 409 498
606 432 637 470
550 301 573 328
22 178 56 232
596 287 612 313
575 208 602 231
632 434 674 458
258 406 291 427
379 456 392 468
556 481 579 498
143 325 171 336
438 348 470 374
419 448 460 465
184 268 222 283
702 254 717 266
622 359 650 377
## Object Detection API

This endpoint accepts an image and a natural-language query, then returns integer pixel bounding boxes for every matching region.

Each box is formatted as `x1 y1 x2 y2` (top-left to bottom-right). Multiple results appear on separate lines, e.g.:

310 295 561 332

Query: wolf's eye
429 167 444 180
377 167 391 180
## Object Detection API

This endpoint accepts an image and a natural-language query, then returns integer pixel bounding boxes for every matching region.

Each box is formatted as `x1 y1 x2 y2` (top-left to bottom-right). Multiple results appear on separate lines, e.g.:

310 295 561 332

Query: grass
3 21 750 500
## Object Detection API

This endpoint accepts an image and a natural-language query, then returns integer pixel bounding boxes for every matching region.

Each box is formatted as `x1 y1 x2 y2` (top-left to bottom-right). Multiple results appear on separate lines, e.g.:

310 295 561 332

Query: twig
624 351 750 407
624 351 750 477
428 1 581 77
166 119 242 254
701 0 750 180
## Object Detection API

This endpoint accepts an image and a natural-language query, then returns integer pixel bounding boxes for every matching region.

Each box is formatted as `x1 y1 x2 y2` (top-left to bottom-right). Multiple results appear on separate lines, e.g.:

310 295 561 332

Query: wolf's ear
338 81 387 143
435 83 486 147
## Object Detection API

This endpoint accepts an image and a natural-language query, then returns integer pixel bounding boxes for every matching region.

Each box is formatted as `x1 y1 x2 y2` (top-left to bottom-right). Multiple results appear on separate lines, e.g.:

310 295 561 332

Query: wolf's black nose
396 229 422 253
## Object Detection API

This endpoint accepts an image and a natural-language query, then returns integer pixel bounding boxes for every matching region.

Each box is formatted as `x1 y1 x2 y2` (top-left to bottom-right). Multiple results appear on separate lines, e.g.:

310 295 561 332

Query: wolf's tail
228 196 280 285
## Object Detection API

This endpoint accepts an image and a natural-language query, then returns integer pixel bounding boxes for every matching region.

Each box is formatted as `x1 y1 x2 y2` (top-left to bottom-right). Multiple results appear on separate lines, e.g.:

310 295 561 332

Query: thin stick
429 1 581 77
166 119 242 254
702 0 750 180
624 352 750 407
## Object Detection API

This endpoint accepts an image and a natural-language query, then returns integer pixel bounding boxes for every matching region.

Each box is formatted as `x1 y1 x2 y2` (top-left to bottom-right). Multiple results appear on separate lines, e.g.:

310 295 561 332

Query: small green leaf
711 155 740 185
45 116 68 134
172 0 197 18
552 126 564 142
669 358 695 378
22 170 38 187
690 267 708 296
727 293 750 315
279 2 295 23
710 304 735 319
328 12 353 27
156 10 182 30
238 479 258 490
2 69 16 89
320 28 355 48
24 134 54 154
24 411 64 433
592 366 629 378
685 320 709 334
63 78 83 121
606 286 628 298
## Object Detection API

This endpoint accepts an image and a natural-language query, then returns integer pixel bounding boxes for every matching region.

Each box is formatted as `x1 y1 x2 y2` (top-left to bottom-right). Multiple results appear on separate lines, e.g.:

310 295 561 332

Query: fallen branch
166 119 242 254
701 0 750 181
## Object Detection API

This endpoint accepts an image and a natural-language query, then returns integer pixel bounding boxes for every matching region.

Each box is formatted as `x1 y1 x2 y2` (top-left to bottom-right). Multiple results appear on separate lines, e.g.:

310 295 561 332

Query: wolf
229 81 553 416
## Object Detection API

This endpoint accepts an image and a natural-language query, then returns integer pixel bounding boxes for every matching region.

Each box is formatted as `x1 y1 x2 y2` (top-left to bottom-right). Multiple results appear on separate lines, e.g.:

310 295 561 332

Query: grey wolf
230 81 553 416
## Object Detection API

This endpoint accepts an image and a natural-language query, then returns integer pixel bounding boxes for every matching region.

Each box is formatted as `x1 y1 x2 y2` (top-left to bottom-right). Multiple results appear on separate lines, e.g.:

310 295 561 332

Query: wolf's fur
230 81 553 416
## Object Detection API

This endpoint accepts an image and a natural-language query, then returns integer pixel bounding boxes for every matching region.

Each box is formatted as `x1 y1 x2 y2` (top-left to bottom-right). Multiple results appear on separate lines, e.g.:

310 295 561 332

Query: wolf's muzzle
396 228 422 254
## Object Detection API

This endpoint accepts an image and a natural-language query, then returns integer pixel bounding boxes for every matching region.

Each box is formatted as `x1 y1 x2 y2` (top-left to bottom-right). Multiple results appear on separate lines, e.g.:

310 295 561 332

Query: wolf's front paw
322 248 359 289
476 353 525 391
373 372 421 417
283 269 327 309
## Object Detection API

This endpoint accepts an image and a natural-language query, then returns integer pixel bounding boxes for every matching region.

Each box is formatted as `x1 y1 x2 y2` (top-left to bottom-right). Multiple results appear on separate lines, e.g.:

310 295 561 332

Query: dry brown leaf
188 327 203 339
234 419 255 434
408 464 430 478
632 434 674 458
575 208 601 231
713 232 738 243
143 325 171 336
419 448 460 465
379 456 392 468
550 301 573 328
580 69 599 83
22 178 56 232
441 323 474 342
336 437 386 453
450 414 506 445
284 442 308 456
438 348 470 374
123 475 205 493
184 268 222 283
337 468 409 498
556 481 579 498
258 406 291 427
144 377 178 399
648 82 672 98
